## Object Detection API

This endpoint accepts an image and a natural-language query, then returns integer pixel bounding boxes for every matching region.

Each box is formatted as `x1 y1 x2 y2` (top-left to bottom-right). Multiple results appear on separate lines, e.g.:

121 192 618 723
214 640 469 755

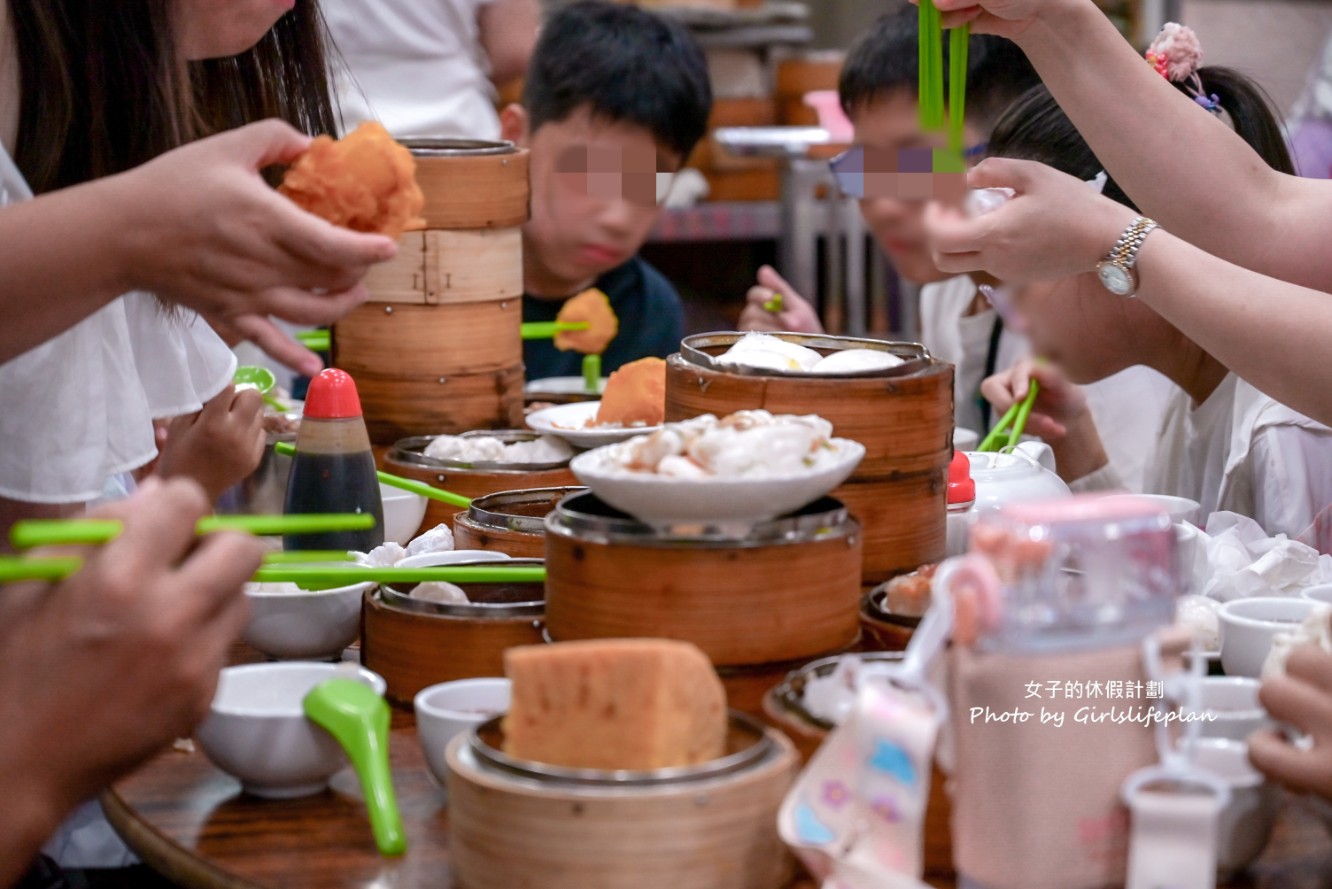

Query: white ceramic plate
524 376 607 397
525 401 661 449
571 438 865 528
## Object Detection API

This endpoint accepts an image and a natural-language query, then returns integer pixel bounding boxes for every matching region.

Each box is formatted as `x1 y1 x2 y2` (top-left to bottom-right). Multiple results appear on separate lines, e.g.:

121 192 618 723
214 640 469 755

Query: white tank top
0 144 236 503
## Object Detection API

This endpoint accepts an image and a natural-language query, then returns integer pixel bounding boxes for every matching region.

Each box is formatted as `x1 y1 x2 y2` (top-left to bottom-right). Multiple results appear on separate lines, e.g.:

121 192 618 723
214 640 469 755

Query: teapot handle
1013 440 1057 473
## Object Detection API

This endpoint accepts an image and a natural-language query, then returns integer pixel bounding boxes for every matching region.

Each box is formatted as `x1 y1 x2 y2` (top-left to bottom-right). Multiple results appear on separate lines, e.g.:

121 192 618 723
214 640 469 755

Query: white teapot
965 442 1072 512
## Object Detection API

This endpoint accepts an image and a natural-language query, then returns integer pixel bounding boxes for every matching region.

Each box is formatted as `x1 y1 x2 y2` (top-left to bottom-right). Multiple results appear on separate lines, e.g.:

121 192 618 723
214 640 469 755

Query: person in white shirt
979 70 1332 537
324 0 540 140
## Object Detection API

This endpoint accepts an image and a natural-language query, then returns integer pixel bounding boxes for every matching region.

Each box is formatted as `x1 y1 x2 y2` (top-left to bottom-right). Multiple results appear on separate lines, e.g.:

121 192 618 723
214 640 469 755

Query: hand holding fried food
554 288 618 354
279 121 425 239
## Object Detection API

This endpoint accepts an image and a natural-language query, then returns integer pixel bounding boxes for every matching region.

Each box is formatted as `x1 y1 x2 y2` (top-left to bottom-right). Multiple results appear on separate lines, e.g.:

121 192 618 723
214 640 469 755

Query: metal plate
679 331 932 379
469 711 773 787
768 652 906 733
396 137 516 157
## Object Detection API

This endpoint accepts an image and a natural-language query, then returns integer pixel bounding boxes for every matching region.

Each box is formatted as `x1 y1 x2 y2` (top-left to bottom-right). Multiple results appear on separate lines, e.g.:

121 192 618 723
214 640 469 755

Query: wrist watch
1096 216 1159 297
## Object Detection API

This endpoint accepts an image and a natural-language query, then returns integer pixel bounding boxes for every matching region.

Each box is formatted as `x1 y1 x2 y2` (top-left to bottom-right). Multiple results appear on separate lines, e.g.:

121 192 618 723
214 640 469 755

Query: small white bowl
1300 584 1332 606
414 678 512 788
197 663 386 799
396 550 512 569
243 580 375 661
380 483 428 545
1218 597 1320 678
1103 493 1202 526
570 438 865 528
1183 677 1273 742
1190 738 1280 878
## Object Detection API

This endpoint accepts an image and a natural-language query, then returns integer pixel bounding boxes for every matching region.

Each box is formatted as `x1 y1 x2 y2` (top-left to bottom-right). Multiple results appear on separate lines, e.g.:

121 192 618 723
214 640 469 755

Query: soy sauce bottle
283 368 384 552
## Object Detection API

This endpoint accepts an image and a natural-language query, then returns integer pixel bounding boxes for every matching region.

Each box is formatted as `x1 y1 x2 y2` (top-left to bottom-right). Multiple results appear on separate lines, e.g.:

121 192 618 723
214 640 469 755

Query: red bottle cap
948 450 976 505
303 368 364 420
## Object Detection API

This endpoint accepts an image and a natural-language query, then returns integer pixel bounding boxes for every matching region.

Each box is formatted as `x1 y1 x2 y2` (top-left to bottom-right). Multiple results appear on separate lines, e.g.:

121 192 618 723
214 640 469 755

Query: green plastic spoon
303 679 406 857
233 366 289 412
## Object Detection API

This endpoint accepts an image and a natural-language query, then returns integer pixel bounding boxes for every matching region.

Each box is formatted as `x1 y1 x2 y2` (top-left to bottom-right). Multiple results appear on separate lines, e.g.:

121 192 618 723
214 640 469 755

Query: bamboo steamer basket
453 486 585 558
665 333 954 582
359 559 544 707
382 432 577 530
544 491 862 666
447 712 797 889
762 653 955 876
332 139 529 444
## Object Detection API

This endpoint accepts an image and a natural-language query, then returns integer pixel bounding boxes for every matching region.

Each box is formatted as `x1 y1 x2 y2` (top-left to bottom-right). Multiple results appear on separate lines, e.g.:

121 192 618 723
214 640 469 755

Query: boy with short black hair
504 0 712 380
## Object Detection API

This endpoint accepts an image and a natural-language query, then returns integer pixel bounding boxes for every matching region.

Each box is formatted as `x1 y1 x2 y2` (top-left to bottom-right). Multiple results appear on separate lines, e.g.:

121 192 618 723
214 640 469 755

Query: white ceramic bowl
1218 597 1321 678
243 580 375 661
1191 738 1280 878
570 438 865 528
414 678 512 788
380 483 428 545
1300 584 1332 606
396 550 512 569
1182 677 1273 742
197 663 386 799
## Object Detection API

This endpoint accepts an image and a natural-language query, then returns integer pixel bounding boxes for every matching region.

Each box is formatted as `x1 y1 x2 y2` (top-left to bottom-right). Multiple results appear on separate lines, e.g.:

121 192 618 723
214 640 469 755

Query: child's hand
1250 641 1332 800
739 265 825 335
982 358 1109 482
155 385 266 503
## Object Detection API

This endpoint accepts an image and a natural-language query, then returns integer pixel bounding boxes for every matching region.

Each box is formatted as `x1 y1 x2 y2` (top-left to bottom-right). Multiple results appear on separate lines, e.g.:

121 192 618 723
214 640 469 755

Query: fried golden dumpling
279 121 425 239
554 288 619 354
595 357 666 427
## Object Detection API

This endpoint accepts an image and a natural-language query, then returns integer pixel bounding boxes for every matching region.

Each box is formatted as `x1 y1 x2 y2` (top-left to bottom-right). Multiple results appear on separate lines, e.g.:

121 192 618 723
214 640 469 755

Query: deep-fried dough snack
595 357 666 427
554 288 619 354
279 121 425 239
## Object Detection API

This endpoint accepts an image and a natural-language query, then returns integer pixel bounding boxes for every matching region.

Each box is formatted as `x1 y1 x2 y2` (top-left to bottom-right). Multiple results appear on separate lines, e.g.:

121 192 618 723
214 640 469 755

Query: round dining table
102 648 1332 889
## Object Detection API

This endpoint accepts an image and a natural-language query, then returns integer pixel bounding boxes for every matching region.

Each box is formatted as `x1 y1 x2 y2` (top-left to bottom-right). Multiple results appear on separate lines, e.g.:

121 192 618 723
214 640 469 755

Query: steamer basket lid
678 331 933 379
396 137 517 157
465 486 586 533
468 711 775 786
547 490 856 546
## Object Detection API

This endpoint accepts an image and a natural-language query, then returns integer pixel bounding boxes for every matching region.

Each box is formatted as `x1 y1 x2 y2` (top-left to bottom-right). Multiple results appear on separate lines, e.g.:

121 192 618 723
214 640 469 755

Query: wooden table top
102 647 1332 889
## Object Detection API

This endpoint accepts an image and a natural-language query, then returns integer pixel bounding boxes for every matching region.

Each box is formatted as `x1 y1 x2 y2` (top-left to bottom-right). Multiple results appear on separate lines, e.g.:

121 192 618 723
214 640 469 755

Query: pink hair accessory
1146 23 1221 114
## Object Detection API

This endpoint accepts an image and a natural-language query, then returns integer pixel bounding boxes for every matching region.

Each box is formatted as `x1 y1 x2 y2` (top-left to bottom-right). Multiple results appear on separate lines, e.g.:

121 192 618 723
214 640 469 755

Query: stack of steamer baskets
665 332 955 586
331 139 530 444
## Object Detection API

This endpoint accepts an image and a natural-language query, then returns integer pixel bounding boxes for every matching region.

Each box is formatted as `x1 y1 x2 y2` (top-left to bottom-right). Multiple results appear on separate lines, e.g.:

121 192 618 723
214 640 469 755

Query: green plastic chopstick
0 555 84 583
977 378 1041 453
273 442 472 509
0 557 544 587
949 24 970 156
583 354 601 394
9 513 376 550
521 321 590 340
762 292 785 314
252 565 547 586
919 0 945 132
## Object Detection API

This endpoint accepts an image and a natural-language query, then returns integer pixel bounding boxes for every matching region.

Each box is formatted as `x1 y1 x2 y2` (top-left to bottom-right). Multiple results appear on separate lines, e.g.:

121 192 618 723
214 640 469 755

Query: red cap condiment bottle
283 369 384 552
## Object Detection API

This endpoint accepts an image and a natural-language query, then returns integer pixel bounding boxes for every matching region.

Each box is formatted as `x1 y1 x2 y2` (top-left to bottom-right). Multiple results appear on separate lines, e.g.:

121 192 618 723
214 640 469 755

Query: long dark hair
10 0 338 195
988 66 1295 210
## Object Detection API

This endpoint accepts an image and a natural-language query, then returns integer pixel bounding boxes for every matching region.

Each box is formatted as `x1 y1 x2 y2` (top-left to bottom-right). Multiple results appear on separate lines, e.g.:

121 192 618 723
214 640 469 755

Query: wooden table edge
101 787 264 889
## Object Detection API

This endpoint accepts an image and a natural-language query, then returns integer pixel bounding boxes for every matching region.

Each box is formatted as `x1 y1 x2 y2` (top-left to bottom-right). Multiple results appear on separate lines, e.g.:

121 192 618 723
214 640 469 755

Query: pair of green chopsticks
295 322 591 353
977 379 1040 453
919 0 970 159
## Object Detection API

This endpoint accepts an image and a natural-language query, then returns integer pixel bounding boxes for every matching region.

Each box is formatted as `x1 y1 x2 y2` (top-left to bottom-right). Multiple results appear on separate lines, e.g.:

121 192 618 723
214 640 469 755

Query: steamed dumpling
810 349 904 374
410 581 469 605
716 333 822 372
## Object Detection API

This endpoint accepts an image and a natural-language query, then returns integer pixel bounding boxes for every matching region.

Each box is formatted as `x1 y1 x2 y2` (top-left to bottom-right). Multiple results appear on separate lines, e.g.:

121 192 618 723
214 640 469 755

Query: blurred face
515 106 678 294
848 91 985 285
1015 274 1159 384
174 0 294 60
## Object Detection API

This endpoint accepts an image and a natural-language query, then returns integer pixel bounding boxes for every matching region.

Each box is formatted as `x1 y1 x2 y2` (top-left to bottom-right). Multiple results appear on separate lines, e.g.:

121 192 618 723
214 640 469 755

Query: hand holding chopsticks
977 378 1040 453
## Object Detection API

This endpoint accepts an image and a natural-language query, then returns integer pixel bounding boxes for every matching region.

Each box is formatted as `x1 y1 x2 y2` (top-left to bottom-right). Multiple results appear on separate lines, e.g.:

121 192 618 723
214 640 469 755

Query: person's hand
109 120 399 376
738 265 825 334
925 158 1138 286
155 385 266 502
0 479 259 854
908 0 1082 37
982 357 1109 482
1250 642 1332 800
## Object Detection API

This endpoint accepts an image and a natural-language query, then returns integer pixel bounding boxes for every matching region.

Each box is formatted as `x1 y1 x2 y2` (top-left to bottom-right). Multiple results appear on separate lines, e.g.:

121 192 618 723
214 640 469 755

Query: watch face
1098 262 1134 296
